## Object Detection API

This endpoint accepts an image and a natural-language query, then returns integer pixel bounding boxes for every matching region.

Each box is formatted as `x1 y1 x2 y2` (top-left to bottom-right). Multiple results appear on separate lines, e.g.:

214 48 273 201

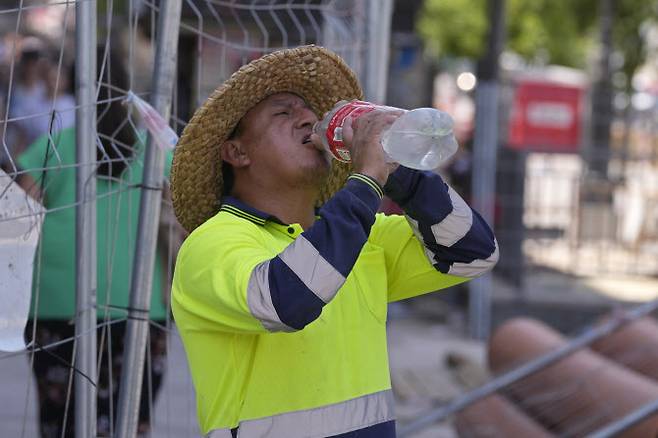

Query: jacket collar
220 196 284 226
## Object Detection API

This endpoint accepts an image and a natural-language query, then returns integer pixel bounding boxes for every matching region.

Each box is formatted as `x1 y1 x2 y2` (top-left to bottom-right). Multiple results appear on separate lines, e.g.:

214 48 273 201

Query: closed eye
274 111 289 116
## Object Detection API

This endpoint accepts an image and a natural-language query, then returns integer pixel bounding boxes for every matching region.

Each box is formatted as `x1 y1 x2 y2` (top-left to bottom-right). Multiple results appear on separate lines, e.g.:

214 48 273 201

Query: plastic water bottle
313 100 458 170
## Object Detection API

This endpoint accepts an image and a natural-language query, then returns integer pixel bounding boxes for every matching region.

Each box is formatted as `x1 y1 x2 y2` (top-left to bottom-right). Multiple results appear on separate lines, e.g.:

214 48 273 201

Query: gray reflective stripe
247 261 295 333
430 187 473 247
405 216 422 242
448 238 500 278
236 389 395 438
206 428 232 438
406 216 437 266
278 235 345 303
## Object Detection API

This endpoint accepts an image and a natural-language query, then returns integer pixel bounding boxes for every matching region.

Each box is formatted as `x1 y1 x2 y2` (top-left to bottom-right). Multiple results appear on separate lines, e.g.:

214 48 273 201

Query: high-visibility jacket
171 167 498 437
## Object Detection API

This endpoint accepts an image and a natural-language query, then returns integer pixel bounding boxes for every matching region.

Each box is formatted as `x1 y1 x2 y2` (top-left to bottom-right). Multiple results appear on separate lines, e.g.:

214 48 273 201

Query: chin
316 155 332 177
299 160 330 188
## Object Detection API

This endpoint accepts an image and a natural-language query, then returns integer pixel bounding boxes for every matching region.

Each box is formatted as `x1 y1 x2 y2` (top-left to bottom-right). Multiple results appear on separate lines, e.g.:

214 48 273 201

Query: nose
294 105 318 130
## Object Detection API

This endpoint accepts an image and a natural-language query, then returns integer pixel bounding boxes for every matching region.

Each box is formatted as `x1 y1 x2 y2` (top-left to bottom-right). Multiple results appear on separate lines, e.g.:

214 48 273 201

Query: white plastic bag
0 170 44 352
124 91 179 150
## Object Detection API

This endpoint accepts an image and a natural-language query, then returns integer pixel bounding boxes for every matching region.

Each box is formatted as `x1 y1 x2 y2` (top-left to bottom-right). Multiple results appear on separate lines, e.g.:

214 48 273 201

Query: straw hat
171 45 363 233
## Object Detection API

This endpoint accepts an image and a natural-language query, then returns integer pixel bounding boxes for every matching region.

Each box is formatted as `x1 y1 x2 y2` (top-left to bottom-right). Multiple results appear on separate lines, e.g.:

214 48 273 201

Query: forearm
383 166 498 277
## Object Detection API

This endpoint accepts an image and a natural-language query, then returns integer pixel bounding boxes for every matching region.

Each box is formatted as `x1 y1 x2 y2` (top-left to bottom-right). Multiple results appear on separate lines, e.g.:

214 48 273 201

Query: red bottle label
325 101 377 162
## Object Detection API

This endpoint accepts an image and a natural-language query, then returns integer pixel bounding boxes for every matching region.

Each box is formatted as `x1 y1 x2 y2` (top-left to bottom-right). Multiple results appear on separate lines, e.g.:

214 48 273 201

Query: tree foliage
417 0 656 81
417 0 489 60
613 0 658 91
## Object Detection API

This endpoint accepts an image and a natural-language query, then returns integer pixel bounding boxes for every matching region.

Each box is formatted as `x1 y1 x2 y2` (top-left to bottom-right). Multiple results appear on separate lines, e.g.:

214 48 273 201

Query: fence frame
74 1 98 436
114 0 182 436
398 298 658 436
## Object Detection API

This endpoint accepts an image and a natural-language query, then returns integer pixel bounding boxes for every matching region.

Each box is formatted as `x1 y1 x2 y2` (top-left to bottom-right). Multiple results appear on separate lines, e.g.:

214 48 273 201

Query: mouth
302 133 312 145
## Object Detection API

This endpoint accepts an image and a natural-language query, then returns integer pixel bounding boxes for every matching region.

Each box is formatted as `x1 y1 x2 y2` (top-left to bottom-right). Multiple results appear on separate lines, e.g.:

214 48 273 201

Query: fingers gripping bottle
313 100 459 170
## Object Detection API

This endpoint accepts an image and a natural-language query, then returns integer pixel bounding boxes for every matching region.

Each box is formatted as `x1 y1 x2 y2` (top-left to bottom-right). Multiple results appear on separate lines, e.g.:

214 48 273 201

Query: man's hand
342 110 402 186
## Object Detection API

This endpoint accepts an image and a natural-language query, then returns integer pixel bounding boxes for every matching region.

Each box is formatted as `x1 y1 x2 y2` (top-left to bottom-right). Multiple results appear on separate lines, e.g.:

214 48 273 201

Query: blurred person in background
16 48 171 438
0 34 13 168
6 36 49 157
29 52 76 141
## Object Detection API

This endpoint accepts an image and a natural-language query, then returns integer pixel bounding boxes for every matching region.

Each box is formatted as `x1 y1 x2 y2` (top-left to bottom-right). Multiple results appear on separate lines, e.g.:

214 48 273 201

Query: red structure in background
508 80 584 153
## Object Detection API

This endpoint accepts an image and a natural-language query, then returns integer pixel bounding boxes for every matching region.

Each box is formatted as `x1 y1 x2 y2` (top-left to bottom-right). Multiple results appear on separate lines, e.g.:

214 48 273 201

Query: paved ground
3 268 658 437
0 330 201 438
1 318 477 438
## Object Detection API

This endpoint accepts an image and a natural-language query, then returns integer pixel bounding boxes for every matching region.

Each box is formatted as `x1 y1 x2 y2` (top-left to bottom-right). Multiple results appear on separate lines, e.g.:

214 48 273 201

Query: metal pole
398 298 658 437
74 1 97 437
588 0 614 178
115 0 182 436
366 0 393 104
322 0 369 86
467 82 498 340
587 398 658 438
468 0 505 341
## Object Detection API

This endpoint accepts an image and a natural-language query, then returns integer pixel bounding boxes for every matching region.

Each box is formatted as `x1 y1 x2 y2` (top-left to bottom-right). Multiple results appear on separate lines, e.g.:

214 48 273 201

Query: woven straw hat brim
171 45 364 233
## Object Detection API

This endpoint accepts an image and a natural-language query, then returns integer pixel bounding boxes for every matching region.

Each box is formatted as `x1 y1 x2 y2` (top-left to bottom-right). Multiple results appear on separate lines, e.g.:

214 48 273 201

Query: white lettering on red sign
526 102 573 129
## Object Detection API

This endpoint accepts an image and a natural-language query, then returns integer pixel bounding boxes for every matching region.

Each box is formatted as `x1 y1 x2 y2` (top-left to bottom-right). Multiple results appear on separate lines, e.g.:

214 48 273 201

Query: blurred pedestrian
7 37 49 156
17 48 172 438
30 53 76 142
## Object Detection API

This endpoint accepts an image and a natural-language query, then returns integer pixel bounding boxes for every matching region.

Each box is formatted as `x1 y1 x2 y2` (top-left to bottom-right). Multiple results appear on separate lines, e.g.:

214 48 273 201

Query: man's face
232 92 331 190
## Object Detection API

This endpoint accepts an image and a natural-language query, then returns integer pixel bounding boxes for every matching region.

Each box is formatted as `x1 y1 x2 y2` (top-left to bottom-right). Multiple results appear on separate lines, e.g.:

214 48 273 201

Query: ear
220 139 250 168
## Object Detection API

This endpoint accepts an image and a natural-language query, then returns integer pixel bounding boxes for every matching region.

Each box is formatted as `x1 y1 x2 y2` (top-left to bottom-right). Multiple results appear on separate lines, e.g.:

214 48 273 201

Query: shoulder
177 211 265 262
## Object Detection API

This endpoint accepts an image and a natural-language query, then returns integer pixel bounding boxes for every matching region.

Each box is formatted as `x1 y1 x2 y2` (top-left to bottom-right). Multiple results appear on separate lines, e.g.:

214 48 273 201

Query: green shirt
18 127 172 320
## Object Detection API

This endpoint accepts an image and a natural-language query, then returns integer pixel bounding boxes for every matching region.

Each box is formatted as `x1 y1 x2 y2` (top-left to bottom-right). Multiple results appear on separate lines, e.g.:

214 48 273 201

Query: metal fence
2 0 658 437
0 0 392 436
392 20 658 435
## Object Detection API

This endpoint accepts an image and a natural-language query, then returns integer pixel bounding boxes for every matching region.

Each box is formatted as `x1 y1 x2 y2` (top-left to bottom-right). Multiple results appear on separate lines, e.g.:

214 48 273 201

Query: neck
231 180 318 229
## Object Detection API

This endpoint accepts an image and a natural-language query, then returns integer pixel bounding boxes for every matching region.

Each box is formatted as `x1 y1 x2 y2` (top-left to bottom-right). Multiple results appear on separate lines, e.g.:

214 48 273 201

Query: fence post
74 1 97 437
469 0 505 341
115 0 182 436
365 0 393 104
